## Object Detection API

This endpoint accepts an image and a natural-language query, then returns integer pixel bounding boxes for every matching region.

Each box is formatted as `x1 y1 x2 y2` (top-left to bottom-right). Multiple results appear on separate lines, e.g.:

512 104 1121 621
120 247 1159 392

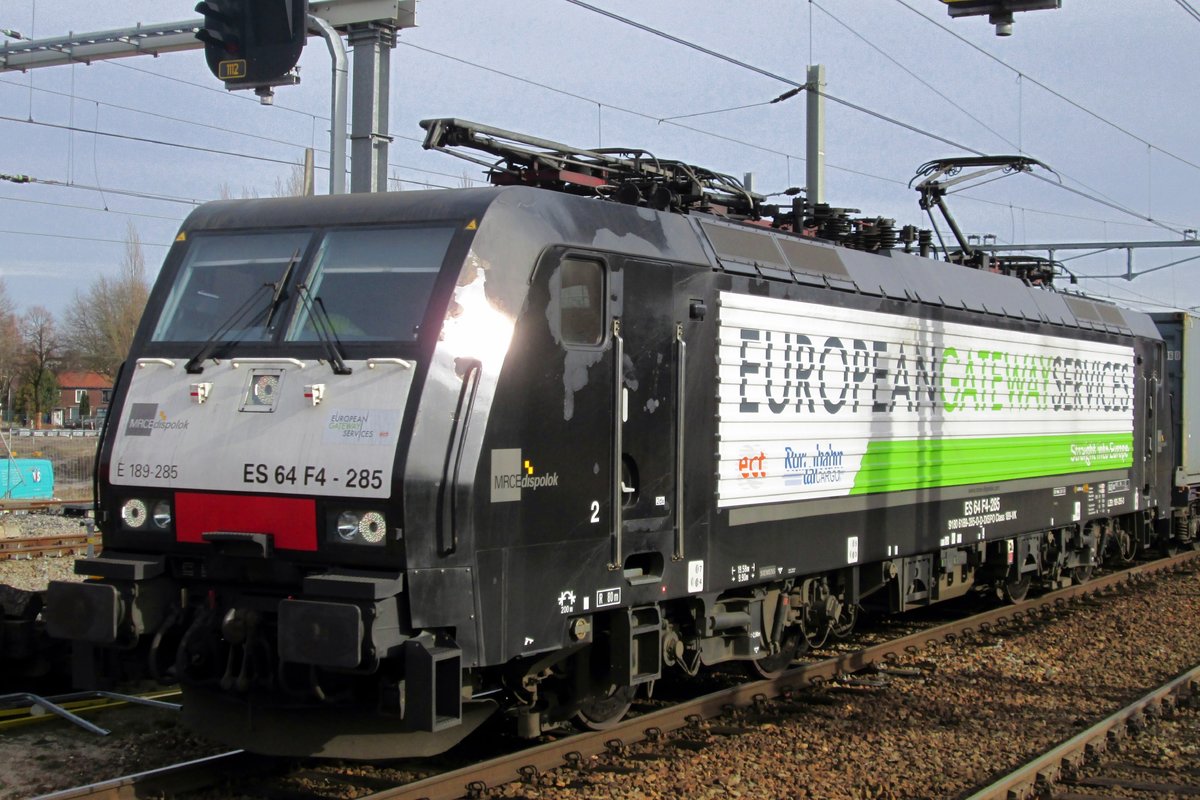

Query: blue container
0 458 54 500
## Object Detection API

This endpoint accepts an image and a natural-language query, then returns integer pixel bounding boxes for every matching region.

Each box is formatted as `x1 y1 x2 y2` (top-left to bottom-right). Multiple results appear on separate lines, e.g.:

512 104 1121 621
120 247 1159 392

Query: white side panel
1185 314 1200 483
717 293 1135 509
109 359 412 498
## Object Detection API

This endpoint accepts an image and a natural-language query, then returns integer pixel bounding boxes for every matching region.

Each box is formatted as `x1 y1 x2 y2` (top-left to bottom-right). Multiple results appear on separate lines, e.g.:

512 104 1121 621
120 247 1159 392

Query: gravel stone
0 511 91 592
2 553 1199 799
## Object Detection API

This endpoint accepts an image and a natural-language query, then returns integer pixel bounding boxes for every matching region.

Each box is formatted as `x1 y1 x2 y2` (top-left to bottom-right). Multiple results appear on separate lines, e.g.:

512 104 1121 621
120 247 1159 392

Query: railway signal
940 0 1061 36
195 0 308 86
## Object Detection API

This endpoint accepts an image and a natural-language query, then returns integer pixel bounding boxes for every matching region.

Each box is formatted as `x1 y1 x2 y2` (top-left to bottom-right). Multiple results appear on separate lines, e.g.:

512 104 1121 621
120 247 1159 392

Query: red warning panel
175 492 317 551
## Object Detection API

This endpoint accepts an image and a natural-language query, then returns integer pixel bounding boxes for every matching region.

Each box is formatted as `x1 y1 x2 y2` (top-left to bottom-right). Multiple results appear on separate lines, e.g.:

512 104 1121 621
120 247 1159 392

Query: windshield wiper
184 283 273 374
264 248 301 332
296 284 352 375
185 249 302 374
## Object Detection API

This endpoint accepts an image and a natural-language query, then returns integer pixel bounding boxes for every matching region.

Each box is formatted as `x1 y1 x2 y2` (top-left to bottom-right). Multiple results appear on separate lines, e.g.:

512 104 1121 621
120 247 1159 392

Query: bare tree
217 183 260 200
0 279 21 421
273 158 309 197
17 306 60 427
218 158 308 200
63 221 151 378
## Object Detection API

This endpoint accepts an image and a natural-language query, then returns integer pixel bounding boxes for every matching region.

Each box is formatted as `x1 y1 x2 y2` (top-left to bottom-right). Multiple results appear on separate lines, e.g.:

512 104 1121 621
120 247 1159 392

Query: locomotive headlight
336 511 361 541
358 512 386 544
333 510 387 545
121 499 148 529
152 500 173 530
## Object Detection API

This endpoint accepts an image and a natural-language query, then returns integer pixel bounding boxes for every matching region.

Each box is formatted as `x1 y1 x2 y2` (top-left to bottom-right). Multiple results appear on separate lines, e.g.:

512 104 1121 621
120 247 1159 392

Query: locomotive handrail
230 358 306 369
611 318 624 571
136 358 177 368
675 323 686 561
367 358 415 370
439 358 482 555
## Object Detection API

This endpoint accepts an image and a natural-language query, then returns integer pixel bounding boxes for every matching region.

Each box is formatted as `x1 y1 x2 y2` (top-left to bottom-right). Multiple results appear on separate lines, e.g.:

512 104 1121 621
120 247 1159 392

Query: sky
2 0 1199 319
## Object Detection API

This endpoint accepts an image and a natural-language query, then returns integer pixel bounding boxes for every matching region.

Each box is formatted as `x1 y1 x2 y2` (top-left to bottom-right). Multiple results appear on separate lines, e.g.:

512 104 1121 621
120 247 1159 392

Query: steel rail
963 663 1200 800
0 499 92 512
0 534 96 560
0 534 87 550
361 550 1200 800
31 750 251 800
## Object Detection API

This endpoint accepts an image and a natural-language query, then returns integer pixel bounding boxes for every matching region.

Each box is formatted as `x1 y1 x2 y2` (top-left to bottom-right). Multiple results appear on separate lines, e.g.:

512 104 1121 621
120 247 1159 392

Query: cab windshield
286 227 452 343
150 225 456 346
151 232 309 342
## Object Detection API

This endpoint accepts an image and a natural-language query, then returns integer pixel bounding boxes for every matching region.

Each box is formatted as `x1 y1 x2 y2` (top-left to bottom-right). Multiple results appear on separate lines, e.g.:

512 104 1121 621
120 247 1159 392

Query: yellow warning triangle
175 231 187 242
465 219 478 230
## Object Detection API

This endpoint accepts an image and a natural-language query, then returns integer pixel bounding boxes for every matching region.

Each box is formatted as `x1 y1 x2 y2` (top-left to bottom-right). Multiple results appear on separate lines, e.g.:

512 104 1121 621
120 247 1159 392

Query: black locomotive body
45 126 1191 758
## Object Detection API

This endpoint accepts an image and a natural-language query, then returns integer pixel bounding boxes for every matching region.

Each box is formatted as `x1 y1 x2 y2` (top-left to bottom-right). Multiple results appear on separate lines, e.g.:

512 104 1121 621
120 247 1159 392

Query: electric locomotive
46 120 1192 758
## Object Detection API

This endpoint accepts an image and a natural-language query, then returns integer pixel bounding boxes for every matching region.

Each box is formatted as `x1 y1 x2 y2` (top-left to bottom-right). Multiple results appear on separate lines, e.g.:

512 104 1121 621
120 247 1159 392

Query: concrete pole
302 147 315 196
806 64 825 206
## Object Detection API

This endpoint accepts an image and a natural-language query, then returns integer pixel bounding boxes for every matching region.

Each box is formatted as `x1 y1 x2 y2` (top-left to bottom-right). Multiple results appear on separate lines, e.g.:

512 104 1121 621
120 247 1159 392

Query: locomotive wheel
830 603 858 639
574 685 636 730
745 628 802 680
1112 528 1137 565
1001 572 1032 603
1071 564 1093 584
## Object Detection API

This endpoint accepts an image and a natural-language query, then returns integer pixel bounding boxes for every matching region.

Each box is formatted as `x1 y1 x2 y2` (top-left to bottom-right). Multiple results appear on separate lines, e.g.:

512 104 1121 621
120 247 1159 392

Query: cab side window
560 258 604 346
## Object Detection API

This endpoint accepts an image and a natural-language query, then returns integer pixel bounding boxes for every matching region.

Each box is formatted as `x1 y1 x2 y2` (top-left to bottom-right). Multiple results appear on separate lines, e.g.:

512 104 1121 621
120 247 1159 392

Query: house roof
56 371 112 390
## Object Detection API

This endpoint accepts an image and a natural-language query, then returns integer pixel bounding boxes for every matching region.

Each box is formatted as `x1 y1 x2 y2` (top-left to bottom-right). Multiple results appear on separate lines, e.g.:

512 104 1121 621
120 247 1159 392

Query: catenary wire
810 1 1020 152
0 114 315 170
101 60 320 122
892 0 1200 175
12 11 1159 236
0 194 184 222
395 41 798 162
1174 0 1200 23
0 79 489 186
556 0 1193 235
0 77 320 155
560 0 802 87
6 9 1185 255
5 176 202 206
0 228 171 247
396 40 1188 235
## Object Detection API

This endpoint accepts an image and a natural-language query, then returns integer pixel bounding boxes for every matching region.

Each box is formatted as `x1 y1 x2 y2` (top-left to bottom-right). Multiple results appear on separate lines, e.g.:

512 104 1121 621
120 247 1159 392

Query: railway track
35 550 1199 800
0 500 92 514
0 533 96 560
965 663 1200 799
30 750 255 800
356 549 1200 800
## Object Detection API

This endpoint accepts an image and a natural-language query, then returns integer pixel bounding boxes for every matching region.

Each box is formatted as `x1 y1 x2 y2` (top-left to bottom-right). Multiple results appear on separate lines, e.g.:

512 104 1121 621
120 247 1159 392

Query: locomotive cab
47 186 713 757
47 190 529 756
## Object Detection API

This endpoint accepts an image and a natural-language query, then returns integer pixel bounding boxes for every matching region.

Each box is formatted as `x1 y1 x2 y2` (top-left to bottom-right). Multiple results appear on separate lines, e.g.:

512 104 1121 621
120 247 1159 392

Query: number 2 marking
590 500 600 523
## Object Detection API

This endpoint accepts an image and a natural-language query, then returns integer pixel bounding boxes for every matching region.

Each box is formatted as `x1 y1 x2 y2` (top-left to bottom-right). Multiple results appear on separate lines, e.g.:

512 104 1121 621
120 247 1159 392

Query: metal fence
2 429 98 503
